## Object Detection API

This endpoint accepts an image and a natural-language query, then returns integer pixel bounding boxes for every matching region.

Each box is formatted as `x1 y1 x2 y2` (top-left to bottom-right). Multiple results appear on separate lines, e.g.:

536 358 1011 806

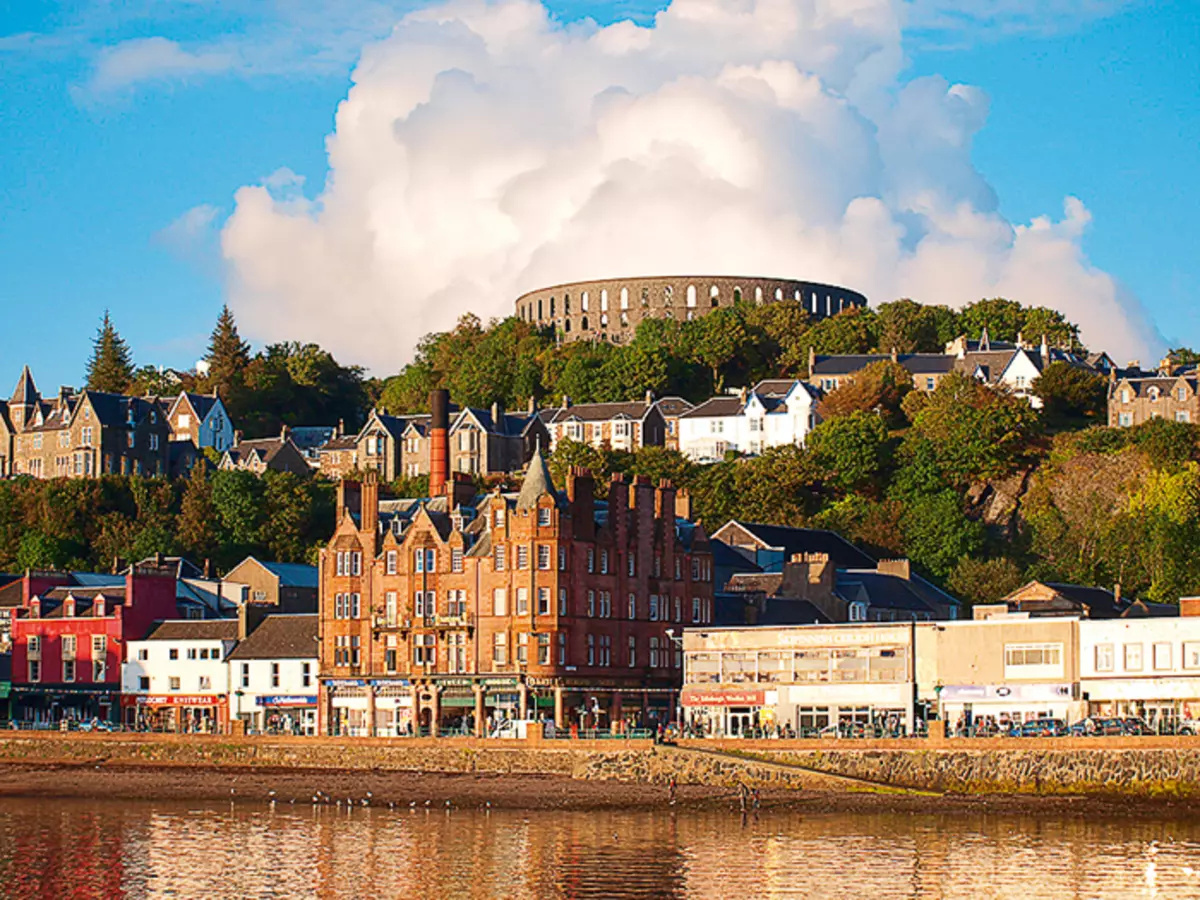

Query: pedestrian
668 776 677 806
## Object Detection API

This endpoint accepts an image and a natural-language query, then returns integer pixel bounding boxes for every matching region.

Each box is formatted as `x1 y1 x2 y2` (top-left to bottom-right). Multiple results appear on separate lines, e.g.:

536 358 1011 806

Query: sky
0 0 1196 392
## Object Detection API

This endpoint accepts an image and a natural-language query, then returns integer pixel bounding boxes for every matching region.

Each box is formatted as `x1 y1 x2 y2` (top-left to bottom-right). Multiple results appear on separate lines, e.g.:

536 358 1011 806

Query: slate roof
143 620 240 642
516 445 556 510
321 435 358 452
225 438 293 466
680 396 744 419
835 571 936 614
545 401 655 423
289 426 336 451
456 408 537 438
257 561 320 589
10 366 37 406
712 522 878 570
173 392 219 420
227 614 318 660
652 396 694 418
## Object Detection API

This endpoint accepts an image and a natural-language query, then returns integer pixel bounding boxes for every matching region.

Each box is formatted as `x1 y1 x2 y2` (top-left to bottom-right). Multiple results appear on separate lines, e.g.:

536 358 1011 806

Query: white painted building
226 614 319 735
1079 617 1200 731
122 620 239 732
677 380 819 464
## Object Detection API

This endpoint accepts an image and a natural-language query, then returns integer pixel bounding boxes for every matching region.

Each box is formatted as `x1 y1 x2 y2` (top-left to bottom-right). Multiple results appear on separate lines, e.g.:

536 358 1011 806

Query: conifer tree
176 465 220 564
85 310 135 393
203 304 251 396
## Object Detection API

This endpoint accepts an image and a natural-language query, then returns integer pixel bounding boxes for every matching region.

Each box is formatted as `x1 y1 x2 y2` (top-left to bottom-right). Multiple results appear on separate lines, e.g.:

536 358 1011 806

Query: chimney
490 400 503 428
361 470 379 552
561 394 570 410
234 429 244 446
738 387 748 406
645 389 654 407
877 559 911 581
1041 334 1050 362
676 488 693 522
337 418 345 437
429 389 451 497
528 396 536 415
1113 582 1122 606
1180 597 1200 617
280 423 290 441
890 346 898 363
203 558 213 579
807 346 816 376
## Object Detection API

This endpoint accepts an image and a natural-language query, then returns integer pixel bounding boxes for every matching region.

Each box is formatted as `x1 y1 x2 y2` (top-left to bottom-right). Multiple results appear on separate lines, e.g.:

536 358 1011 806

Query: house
5 367 171 478
355 410 429 482
227 614 319 735
710 521 877 573
541 394 667 453
318 429 359 479
808 351 956 394
1108 372 1198 428
222 557 319 613
677 380 819 463
288 426 337 467
449 402 548 477
652 396 694 452
166 392 234 453
947 330 1099 408
986 580 1160 619
318 390 714 737
121 619 239 732
130 556 239 620
9 561 180 725
220 430 311 476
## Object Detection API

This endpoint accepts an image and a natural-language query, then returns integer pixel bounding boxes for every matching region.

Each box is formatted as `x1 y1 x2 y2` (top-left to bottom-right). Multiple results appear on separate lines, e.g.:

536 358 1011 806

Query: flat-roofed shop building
682 623 917 737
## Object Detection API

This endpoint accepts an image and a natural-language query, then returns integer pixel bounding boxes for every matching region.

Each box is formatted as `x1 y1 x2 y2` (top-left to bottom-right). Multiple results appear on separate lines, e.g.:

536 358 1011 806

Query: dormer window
1178 387 1188 402
1148 387 1160 401
1121 389 1131 404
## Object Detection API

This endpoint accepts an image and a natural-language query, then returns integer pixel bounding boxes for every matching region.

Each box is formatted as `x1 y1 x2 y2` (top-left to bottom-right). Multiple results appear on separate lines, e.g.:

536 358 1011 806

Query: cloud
220 0 1161 372
155 203 223 274
84 37 237 96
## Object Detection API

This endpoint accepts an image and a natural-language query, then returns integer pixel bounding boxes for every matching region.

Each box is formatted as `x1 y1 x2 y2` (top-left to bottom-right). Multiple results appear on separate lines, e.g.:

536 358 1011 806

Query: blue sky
0 0 1196 391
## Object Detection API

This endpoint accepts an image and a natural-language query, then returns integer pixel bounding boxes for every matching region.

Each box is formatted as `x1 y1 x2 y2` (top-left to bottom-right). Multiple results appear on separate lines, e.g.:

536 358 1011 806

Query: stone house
449 403 548 477
651 397 693 452
317 441 715 737
165 392 234 453
318 433 359 479
808 351 956 394
1108 373 1198 427
5 367 171 478
220 431 311 476
355 410 429 482
222 557 319 613
541 395 667 453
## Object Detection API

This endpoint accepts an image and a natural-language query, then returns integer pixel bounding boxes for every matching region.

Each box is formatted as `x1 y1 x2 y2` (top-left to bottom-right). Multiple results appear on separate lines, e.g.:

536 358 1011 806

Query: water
2 799 1200 898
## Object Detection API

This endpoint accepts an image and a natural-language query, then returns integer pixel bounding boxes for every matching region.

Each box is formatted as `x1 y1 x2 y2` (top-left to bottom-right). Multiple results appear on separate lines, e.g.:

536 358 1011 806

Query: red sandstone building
317 391 715 736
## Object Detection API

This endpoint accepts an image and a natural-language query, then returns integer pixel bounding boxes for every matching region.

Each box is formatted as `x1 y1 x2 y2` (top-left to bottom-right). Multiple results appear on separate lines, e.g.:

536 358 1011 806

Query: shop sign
368 679 411 688
257 695 318 707
940 683 1073 703
125 694 222 707
681 688 766 707
325 679 368 687
435 677 475 688
0 684 10 699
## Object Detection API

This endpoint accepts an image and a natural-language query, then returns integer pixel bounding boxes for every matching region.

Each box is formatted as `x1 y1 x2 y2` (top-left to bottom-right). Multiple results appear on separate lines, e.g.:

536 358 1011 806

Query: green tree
684 307 754 392
957 298 1026 343
210 469 267 566
1032 361 1106 427
85 310 135 393
819 359 913 426
177 466 220 563
801 306 878 362
946 557 1025 607
899 490 986 578
875 299 957 353
807 411 893 493
547 439 615 496
203 305 251 398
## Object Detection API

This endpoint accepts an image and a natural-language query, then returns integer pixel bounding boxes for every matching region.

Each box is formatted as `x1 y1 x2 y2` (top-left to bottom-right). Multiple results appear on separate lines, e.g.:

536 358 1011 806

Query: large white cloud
221 0 1160 372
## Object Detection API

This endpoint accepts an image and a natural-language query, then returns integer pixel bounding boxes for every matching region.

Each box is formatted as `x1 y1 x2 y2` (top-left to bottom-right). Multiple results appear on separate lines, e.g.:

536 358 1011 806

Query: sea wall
2 733 1200 798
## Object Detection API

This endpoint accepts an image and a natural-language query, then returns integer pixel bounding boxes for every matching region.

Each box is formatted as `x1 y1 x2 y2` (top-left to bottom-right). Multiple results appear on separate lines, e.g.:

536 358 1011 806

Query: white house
677 380 819 464
226 614 319 735
122 620 239 732
1079 616 1200 731
166 392 235 453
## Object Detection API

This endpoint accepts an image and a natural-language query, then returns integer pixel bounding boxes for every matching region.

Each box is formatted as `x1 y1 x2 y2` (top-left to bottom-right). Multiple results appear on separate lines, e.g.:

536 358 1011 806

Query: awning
682 687 765 708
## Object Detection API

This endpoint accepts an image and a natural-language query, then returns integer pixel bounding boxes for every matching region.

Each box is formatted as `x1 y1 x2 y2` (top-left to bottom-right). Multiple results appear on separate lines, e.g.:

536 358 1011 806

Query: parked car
1009 718 1068 738
1119 717 1153 736
1068 717 1125 737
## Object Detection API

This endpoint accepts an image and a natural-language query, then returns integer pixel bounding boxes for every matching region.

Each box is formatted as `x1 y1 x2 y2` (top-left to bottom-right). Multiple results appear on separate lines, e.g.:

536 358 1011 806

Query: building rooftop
227 614 318 660
142 620 240 642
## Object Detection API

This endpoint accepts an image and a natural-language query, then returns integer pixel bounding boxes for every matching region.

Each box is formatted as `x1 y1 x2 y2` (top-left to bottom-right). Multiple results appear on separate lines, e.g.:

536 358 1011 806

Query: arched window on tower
710 285 720 307
620 288 629 310
641 287 650 308
550 297 555 316
734 287 742 304
754 287 763 304
775 288 783 301
538 299 544 319
564 319 571 333
564 294 571 314
582 291 590 312
581 315 589 330
686 285 697 308
601 290 609 312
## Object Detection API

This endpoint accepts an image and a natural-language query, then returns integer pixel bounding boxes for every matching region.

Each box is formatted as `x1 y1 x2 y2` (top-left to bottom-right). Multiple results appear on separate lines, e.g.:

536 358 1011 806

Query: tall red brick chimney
429 389 451 497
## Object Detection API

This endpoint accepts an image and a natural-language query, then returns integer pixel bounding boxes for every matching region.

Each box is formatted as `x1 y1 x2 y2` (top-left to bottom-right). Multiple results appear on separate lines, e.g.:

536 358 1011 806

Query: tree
807 411 893 493
957 298 1026 343
875 299 957 354
129 365 190 397
820 359 913 426
85 310 135 393
899 490 986 578
546 439 614 496
177 465 220 563
203 305 251 397
947 557 1025 607
1032 362 1106 427
801 306 878 363
684 307 754 392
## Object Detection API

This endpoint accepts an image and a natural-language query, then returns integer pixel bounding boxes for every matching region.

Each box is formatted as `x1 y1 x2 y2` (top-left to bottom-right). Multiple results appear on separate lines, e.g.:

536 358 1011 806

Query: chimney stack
429 389 451 497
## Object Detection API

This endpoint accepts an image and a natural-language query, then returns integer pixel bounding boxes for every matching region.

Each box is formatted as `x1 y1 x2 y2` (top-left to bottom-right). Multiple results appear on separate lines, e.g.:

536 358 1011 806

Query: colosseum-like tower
515 275 868 343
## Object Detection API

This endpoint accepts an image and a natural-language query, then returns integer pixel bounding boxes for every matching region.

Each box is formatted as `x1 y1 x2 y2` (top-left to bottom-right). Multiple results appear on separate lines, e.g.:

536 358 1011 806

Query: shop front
122 693 229 733
256 695 318 735
682 687 769 737
13 685 120 726
326 680 371 736
372 680 413 736
938 683 1081 733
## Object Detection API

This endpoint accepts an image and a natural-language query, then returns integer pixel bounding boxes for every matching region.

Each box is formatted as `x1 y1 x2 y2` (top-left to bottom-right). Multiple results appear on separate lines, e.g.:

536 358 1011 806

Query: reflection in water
1 799 1199 898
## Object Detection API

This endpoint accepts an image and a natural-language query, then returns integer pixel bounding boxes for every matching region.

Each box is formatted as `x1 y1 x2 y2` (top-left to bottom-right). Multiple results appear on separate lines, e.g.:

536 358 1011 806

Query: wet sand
0 761 1194 819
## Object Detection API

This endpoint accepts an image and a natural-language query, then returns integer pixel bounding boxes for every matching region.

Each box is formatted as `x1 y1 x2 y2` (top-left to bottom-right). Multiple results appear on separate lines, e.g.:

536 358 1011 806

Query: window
538 507 552 526
1095 644 1115 672
386 550 397 574
28 660 41 683
1177 411 1192 424
149 434 159 451
494 545 506 571
537 587 551 616
169 676 181 691
1185 642 1200 670
692 598 701 623
1124 643 1143 671
271 662 281 688
1004 643 1064 678
926 377 936 391
493 633 508 665
674 597 682 622
62 659 76 682
241 663 250 689
517 545 529 569
302 663 312 687
386 647 398 672
415 591 434 618
848 602 867 622
600 591 611 618
1153 642 1172 671
675 558 682 581
414 549 425 573
169 648 179 660
649 595 659 621
691 559 700 580
1118 412 1133 427
538 545 551 570
448 590 466 617
558 547 566 571
336 551 346 576
600 550 609 574
451 548 464 572
137 649 148 662
386 591 398 626
587 590 595 616
493 588 508 616
517 632 529 664
558 588 567 616
494 507 506 530
199 675 212 691
188 648 198 661
537 633 551 665
628 594 636 619
600 635 612 667
516 588 529 615
62 635 77 659
587 548 595 573
425 549 436 573
649 637 660 668
414 634 436 666
350 593 361 618
139 676 150 690
352 552 362 576
628 636 636 667
628 554 635 577
587 634 595 666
